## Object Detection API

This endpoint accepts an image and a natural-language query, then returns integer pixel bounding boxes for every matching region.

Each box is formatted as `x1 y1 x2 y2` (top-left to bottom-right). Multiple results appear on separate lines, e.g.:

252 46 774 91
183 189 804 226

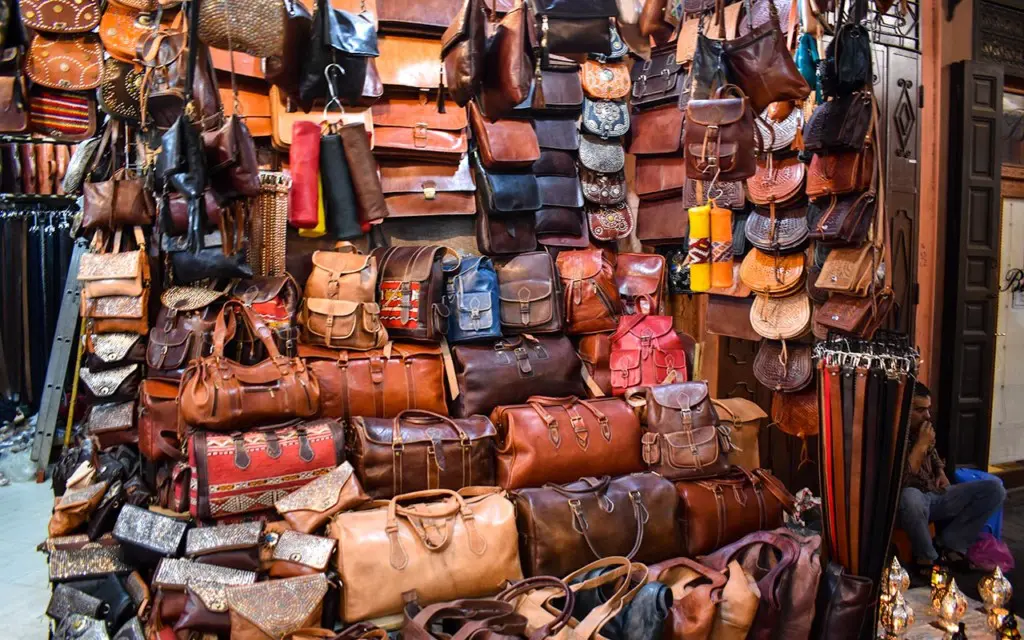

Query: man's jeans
898 479 1006 561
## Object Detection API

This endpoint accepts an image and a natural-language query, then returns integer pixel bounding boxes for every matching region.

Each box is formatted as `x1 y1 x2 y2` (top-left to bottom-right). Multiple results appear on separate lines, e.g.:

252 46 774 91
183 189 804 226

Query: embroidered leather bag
179 301 321 431
26 33 102 91
556 249 621 335
446 256 501 343
581 59 631 100
513 473 681 577
496 251 562 335
489 395 645 489
806 143 873 199
747 156 806 208
684 84 756 181
348 410 497 499
753 340 813 392
370 245 456 342
743 204 809 253
610 315 689 395
582 98 630 139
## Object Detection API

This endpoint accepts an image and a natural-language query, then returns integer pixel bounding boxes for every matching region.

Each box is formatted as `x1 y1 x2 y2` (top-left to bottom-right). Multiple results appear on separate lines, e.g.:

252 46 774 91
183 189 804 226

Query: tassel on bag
709 201 734 289
688 202 711 292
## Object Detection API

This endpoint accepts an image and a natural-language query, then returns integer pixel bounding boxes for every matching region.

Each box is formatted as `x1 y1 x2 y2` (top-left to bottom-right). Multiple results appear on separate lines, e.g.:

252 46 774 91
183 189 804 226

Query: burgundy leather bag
513 473 682 577
489 395 645 490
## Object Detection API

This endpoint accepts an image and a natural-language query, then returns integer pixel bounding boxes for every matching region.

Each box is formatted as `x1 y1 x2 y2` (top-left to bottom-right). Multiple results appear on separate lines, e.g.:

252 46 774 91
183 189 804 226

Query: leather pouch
587 202 634 242
87 402 136 451
496 251 562 334
112 504 187 566
469 100 539 169
534 116 580 150
684 84 756 181
25 33 102 90
30 86 97 141
739 249 804 296
750 291 811 340
815 243 874 296
581 59 631 100
274 462 369 533
746 156 806 207
636 154 686 201
579 134 625 173
807 191 875 245
372 96 468 164
802 90 873 153
380 155 476 217
185 522 263 572
268 531 336 578
446 256 502 343
628 104 683 155
21 0 99 32
806 143 874 199
50 482 108 537
744 204 809 253
79 365 141 403
753 340 813 391
339 122 388 222
631 44 685 108
580 168 626 205
581 98 629 138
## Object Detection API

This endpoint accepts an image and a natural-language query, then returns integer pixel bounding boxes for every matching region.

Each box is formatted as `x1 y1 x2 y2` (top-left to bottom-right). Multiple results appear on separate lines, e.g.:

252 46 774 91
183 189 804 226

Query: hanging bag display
441 0 488 107
684 84 757 181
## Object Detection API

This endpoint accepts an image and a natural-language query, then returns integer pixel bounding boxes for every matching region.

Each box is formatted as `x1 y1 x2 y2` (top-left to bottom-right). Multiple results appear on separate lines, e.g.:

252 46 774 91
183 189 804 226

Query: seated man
898 382 1006 574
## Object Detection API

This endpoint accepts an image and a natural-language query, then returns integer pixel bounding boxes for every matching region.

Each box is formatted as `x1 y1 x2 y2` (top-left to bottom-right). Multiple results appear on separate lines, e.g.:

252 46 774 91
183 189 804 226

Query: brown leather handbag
77 227 149 300
375 35 444 91
746 156 806 208
750 291 811 340
615 253 666 315
513 473 681 578
331 488 523 623
806 144 873 199
26 33 102 91
556 249 621 335
631 44 686 109
299 342 449 420
179 301 321 431
629 382 731 480
753 340 813 392
441 0 487 107
274 462 370 534
49 482 108 536
490 395 645 490
377 0 462 36
380 155 476 217
138 379 181 463
739 249 804 296
637 197 688 245
469 100 539 169
815 243 873 297
348 410 497 499
305 243 378 302
371 245 456 342
451 335 585 417
676 467 793 556
21 0 100 32
477 0 533 118
628 104 684 156
372 97 468 164
495 251 563 335
636 154 687 201
807 191 875 245
649 557 727 640
684 84 757 182
300 245 387 348
99 4 163 63
82 128 155 231
227 575 328 640
581 59 631 100
146 285 224 380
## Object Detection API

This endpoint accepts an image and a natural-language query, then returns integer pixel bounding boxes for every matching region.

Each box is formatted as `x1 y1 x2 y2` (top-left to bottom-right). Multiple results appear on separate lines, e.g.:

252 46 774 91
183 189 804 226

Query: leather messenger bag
489 395 645 490
513 473 681 578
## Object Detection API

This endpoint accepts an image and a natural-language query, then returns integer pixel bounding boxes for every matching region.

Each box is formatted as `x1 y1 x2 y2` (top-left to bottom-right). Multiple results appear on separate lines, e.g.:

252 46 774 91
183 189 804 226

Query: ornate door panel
940 61 1004 470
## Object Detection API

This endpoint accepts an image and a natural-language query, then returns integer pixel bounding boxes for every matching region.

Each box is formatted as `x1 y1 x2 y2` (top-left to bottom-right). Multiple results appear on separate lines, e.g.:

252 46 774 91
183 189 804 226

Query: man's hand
936 471 951 490
916 422 936 450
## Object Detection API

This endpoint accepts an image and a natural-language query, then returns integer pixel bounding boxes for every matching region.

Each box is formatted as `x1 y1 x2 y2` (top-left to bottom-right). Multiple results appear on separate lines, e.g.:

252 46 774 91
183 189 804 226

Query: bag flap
56 482 107 511
371 97 467 131
187 579 230 613
533 117 580 151
747 157 806 205
499 278 553 305
816 294 872 332
538 68 583 107
153 558 257 590
470 102 539 164
88 401 134 432
686 96 746 126
753 341 813 391
533 0 616 18
635 154 686 196
276 463 357 515
78 251 143 282
615 254 665 297
739 249 804 294
311 251 375 276
477 162 542 213
185 522 263 556
649 381 709 410
750 292 811 340
628 105 684 155
556 249 604 281
712 397 768 423
148 325 194 350
141 378 178 401
375 35 445 89
631 46 684 98
536 207 584 236
537 176 583 208
89 333 141 363
579 134 625 173
582 98 630 138
380 155 475 195
327 9 378 56
609 349 642 371
305 298 362 318
271 531 335 570
581 59 631 100
624 314 675 340
456 291 495 324
817 243 873 288
233 276 295 305
80 364 138 397
744 206 809 251
372 245 445 283
226 574 328 636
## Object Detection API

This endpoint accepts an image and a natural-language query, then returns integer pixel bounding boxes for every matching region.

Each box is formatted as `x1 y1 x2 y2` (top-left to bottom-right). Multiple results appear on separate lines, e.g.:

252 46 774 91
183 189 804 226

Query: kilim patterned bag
29 86 97 141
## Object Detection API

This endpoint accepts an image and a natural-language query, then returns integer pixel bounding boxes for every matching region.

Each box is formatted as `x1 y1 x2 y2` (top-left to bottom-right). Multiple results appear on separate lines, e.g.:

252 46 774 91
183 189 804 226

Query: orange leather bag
555 248 621 335
25 33 103 91
372 96 468 164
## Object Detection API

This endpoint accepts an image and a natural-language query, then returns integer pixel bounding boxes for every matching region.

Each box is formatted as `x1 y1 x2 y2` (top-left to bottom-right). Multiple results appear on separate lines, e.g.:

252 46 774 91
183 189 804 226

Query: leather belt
827 363 847 568
849 365 868 576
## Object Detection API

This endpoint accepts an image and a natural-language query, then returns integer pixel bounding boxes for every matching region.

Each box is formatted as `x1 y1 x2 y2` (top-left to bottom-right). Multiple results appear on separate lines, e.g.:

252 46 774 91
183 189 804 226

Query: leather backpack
446 255 502 343
615 253 666 315
609 315 690 395
495 251 563 335
146 285 226 380
371 245 457 342
684 84 757 182
556 248 621 335
301 244 387 350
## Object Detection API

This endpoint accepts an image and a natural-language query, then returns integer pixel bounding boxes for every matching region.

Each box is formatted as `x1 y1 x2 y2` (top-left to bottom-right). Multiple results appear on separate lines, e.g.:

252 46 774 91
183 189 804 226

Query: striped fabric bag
29 87 97 141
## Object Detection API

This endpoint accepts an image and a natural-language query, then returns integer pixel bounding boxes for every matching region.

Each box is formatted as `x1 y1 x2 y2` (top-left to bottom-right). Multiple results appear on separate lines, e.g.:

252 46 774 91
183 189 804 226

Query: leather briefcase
489 395 645 489
187 419 346 519
556 248 621 335
372 96 468 164
375 35 445 90
684 84 757 182
348 410 498 498
628 381 730 481
636 154 686 201
450 335 585 417
495 251 563 335
676 467 793 556
615 253 666 315
631 44 686 109
331 488 522 622
609 315 690 395
371 245 456 342
446 255 502 343
380 155 476 217
513 473 681 577
299 342 449 419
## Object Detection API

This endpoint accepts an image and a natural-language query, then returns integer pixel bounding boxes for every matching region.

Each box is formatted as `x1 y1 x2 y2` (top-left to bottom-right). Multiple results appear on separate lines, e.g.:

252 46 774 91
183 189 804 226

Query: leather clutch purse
534 116 580 151
49 546 133 583
226 574 328 640
185 522 263 572
267 530 336 578
580 167 626 205
47 584 106 622
79 365 141 404
274 462 369 533
112 504 188 565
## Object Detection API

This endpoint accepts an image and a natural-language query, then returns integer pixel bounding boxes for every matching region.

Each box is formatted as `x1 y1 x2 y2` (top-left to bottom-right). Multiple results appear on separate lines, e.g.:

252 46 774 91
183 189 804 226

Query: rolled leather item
710 202 734 289
299 179 328 238
288 121 321 229
338 122 388 224
319 133 363 240
687 203 711 292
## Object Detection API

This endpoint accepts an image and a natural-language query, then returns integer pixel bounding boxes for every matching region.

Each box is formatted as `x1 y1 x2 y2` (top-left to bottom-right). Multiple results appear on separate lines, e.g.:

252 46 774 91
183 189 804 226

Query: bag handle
391 410 470 448
572 561 650 639
544 478 650 566
385 489 487 570
706 530 798 610
497 577 576 640
649 556 727 591
212 300 285 362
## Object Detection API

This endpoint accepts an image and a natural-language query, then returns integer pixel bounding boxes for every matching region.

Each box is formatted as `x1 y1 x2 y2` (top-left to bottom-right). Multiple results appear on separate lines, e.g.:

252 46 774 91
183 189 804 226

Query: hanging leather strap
849 364 868 576
828 363 848 569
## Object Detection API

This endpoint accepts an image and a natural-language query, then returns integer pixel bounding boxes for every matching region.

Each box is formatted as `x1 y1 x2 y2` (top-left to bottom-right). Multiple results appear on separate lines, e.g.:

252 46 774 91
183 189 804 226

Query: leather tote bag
648 557 727 640
489 395 644 489
331 488 522 622
514 474 681 577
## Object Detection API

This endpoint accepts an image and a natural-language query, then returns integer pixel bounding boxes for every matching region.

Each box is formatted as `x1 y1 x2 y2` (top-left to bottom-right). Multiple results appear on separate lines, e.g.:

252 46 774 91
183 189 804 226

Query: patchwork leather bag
496 251 562 335
371 245 457 342
446 256 502 343
627 381 731 481
609 315 689 395
753 340 813 392
348 410 497 499
489 395 645 489
188 419 345 519
615 252 666 315
684 84 757 182
450 335 585 417
331 488 522 622
179 301 321 431
299 342 448 420
556 249 621 335
514 473 681 577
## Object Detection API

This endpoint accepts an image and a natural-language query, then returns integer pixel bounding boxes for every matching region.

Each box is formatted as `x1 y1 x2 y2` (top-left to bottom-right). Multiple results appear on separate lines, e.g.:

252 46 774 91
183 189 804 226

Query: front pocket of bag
662 426 721 471
609 349 642 389
653 348 688 383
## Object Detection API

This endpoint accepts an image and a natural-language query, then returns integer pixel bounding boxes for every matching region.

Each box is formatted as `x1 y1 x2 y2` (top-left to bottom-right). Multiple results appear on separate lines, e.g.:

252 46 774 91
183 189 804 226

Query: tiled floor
0 480 54 637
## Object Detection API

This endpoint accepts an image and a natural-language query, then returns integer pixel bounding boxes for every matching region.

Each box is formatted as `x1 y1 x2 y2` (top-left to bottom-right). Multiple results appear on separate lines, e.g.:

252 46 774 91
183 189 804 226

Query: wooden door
939 61 1005 471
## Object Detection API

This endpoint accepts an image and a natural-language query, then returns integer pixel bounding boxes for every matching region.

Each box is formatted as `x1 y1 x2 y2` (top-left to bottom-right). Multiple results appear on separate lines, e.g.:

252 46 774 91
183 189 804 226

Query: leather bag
50 482 107 537
579 135 625 173
348 410 497 499
20 0 99 32
819 21 871 99
380 155 476 217
373 96 468 164
374 35 444 91
530 0 614 57
749 291 811 340
747 156 806 208
802 90 873 153
179 301 320 431
753 340 813 391
489 395 644 489
556 249 621 335
269 88 374 151
306 243 378 302
146 285 223 380
496 251 562 335
529 64 583 115
78 228 149 300
815 243 874 296
755 101 802 151
300 298 387 351
739 249 804 296
331 488 523 622
637 198 688 245
187 419 346 519
722 0 808 112
577 333 613 397
274 462 370 534
371 245 455 342
581 59 631 100
263 0 312 102
138 379 181 463
0 49 29 134
684 84 757 181
513 474 680 577
615 253 666 315
446 255 502 343
300 342 449 419
267 531 335 578
451 335 585 417
743 204 808 253
630 45 685 109
99 59 143 122
587 202 635 243
648 557 726 640
227 574 328 640
627 104 683 156
636 154 686 201
441 0 487 107
580 168 626 206
377 0 461 36
582 98 629 139
676 467 793 556
806 143 873 199
609 315 689 395
534 116 580 151
469 100 540 169
807 191 875 245
87 402 136 451
99 5 162 64
477 0 533 118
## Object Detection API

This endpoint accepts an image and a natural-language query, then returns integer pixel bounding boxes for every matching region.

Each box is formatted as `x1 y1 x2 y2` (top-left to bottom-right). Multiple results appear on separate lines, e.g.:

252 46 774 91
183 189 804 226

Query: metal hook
322 64 347 120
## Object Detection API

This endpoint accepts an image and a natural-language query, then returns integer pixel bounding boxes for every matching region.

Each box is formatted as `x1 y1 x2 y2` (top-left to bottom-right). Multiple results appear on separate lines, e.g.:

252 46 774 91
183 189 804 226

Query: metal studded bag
587 202 634 242
226 574 328 639
25 32 102 90
578 134 625 173
582 98 630 139
184 521 263 572
112 504 188 565
87 401 137 451
48 545 133 583
54 614 110 640
581 59 631 100
580 167 626 205
267 530 336 578
274 462 370 533
99 59 143 122
755 101 803 151
79 365 141 404
20 0 99 33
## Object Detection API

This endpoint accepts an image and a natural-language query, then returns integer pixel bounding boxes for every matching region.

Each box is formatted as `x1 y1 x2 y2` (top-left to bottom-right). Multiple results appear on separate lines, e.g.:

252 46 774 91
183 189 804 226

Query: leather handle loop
496 577 577 638
542 475 613 497
650 556 727 590
391 410 469 445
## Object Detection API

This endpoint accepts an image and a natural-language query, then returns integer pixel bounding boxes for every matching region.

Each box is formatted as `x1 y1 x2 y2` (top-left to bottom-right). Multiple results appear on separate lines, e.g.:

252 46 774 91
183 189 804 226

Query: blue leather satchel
446 256 502 343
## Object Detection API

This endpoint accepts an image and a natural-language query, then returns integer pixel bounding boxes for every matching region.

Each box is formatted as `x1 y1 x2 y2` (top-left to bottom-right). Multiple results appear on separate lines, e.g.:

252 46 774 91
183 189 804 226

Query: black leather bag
165 230 252 283
691 15 727 100
819 21 871 98
299 0 378 109
570 567 672 640
531 0 614 57
472 152 541 216
63 575 136 632
802 90 873 152
319 132 362 239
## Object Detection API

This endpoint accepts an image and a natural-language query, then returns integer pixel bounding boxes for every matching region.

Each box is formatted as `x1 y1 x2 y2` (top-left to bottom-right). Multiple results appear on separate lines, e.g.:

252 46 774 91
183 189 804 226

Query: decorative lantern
930 565 950 614
988 607 1010 632
979 566 1013 611
885 556 910 595
883 589 914 638
939 579 969 632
